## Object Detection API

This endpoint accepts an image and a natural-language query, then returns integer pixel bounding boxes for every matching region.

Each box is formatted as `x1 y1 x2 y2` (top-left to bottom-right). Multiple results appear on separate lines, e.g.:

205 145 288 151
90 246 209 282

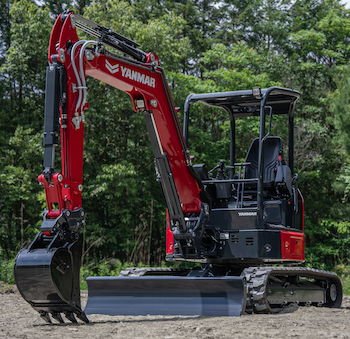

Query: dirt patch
1 287 350 338
0 282 16 295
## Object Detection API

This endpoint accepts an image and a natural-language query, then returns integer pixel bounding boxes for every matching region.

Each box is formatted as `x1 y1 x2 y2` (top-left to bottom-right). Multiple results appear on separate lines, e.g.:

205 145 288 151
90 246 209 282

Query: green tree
0 127 42 258
168 42 279 170
0 1 52 259
1 0 350 272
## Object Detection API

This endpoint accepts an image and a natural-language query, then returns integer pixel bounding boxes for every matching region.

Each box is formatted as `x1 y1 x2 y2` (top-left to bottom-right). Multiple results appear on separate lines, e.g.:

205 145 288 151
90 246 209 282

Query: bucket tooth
76 311 89 323
40 311 52 323
51 312 64 323
64 311 77 323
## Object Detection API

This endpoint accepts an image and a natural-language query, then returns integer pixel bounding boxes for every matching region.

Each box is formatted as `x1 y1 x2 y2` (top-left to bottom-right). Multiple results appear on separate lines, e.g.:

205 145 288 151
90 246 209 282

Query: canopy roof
185 87 300 118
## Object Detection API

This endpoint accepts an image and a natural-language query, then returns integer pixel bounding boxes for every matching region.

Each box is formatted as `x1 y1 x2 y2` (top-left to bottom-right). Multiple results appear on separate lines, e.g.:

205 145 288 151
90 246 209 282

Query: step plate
85 276 246 316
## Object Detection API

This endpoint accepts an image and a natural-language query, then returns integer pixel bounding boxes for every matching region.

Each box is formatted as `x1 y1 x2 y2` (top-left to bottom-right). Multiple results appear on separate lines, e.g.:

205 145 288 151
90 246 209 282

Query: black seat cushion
244 137 282 187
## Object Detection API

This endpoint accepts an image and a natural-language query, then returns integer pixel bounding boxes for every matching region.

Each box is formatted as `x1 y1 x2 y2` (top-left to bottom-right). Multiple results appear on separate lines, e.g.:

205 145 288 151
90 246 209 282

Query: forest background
2 0 350 288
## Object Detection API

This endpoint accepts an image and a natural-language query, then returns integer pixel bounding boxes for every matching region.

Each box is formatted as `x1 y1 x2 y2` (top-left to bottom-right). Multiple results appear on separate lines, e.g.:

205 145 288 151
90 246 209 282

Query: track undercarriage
243 266 342 313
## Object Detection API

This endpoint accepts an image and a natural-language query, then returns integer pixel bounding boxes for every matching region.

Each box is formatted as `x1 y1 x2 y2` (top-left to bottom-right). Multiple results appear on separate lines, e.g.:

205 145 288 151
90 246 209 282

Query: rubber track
242 266 342 314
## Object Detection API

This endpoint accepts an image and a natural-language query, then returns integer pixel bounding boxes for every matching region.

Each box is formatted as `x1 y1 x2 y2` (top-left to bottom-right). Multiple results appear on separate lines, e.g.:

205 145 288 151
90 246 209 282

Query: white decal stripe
105 60 119 74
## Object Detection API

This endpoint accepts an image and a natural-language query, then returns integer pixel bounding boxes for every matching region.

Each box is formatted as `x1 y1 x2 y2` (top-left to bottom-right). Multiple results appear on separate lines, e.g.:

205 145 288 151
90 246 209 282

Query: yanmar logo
121 66 156 88
105 60 156 88
105 60 119 74
238 212 257 217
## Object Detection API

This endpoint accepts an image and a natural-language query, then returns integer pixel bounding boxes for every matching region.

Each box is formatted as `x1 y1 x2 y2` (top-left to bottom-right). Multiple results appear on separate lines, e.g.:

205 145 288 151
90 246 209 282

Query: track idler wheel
326 279 342 308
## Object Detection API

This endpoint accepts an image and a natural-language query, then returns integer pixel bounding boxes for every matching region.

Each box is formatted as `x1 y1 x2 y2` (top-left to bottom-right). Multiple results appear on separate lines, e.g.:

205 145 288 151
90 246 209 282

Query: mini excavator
14 12 342 323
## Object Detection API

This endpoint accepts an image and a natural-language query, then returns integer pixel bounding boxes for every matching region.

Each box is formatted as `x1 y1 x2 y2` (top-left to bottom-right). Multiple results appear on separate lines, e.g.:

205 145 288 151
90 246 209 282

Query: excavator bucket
14 209 89 323
85 275 246 316
14 243 88 323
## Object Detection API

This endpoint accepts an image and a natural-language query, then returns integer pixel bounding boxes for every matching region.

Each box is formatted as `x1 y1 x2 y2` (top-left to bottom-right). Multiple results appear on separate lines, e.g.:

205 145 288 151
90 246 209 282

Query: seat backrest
192 163 209 181
244 136 282 184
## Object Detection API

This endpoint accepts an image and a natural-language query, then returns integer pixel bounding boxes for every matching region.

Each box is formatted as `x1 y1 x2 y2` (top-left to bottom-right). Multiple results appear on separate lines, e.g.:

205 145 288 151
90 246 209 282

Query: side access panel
85 276 246 316
280 230 305 261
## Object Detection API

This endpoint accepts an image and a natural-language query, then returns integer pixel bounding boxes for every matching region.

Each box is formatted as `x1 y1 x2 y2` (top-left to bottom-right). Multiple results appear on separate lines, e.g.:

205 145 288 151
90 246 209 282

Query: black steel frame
183 86 300 225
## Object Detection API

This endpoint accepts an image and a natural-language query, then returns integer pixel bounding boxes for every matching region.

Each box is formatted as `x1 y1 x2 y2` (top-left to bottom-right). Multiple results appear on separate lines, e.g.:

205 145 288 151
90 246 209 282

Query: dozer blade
85 276 246 316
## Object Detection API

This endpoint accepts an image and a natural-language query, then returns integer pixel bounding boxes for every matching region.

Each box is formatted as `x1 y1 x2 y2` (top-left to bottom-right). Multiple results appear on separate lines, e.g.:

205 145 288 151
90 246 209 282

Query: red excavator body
14 12 342 324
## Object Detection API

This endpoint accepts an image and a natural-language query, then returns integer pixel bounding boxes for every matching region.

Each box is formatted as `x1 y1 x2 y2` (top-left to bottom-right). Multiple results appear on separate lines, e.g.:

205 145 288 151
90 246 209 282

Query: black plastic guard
85 276 246 316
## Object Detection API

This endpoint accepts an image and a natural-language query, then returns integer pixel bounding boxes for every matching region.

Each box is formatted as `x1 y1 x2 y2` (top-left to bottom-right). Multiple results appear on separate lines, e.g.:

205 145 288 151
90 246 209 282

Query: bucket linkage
14 208 89 324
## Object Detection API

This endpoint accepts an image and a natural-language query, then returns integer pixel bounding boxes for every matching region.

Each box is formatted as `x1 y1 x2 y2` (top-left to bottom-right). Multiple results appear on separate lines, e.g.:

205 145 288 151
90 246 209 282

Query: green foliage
80 259 159 290
334 264 350 295
1 0 350 277
331 68 350 154
169 42 279 169
341 275 350 296
79 259 201 290
0 256 15 284
201 44 276 91
0 127 43 256
80 259 133 290
1 0 52 130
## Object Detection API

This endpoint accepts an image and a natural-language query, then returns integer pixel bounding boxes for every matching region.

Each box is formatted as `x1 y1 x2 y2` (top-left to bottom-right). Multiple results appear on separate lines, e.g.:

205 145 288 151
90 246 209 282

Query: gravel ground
1 283 350 339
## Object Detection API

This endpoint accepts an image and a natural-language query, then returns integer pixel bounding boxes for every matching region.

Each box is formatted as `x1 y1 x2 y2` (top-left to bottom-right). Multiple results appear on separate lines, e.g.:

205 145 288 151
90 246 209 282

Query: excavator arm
14 12 219 323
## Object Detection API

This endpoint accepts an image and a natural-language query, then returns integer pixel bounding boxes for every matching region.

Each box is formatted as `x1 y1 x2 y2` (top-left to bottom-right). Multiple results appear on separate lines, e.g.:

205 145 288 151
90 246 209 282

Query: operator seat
243 136 292 196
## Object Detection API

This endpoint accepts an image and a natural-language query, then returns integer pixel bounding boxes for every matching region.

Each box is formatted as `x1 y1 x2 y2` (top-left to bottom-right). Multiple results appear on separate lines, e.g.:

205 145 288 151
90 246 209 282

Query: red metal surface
165 210 174 254
42 13 202 219
38 173 82 217
48 14 63 63
280 231 305 261
298 188 304 232
280 189 305 261
41 13 84 218
85 54 202 213
57 14 84 184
